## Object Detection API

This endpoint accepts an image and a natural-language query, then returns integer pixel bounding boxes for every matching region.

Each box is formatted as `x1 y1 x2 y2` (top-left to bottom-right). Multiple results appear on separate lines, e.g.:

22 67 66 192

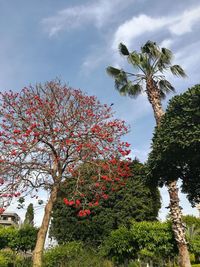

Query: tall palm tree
107 41 191 267
107 41 186 125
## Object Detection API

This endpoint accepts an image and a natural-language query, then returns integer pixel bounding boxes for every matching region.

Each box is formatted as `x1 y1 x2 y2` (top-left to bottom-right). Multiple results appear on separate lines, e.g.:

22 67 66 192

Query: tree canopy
50 160 160 245
148 84 200 205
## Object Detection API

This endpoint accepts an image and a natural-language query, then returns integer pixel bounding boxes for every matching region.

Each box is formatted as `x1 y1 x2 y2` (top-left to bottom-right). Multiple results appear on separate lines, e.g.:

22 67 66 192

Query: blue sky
1 0 200 224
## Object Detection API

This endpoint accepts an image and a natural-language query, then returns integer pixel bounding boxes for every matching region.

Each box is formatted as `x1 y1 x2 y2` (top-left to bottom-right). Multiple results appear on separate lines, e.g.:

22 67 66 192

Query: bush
102 221 178 265
0 249 32 267
0 225 38 252
42 242 82 267
42 242 113 267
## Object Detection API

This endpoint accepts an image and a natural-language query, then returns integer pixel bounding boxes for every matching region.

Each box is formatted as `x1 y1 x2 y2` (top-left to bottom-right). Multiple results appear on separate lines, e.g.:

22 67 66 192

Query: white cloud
42 0 132 37
111 5 200 50
169 6 200 35
112 15 171 49
160 38 173 49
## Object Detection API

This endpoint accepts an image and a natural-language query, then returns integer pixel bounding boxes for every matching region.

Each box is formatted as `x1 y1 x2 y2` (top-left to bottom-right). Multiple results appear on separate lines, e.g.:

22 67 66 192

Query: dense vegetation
148 84 200 205
50 160 161 245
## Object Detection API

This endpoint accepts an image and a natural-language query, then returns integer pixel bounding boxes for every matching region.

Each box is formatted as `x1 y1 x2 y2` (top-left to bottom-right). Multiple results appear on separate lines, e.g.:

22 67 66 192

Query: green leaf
118 43 130 56
158 79 175 98
170 65 187 77
106 66 121 77
128 84 143 98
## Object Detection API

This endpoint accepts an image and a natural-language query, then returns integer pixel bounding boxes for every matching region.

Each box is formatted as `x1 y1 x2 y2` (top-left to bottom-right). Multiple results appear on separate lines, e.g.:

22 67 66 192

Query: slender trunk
146 78 191 267
146 78 164 126
32 186 58 267
167 181 191 267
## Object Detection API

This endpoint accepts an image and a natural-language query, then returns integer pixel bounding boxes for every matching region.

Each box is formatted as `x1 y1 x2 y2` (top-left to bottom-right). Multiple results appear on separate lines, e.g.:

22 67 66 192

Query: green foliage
102 221 178 265
0 226 18 250
16 224 38 252
148 84 200 205
50 160 161 245
42 242 113 267
42 242 83 267
107 41 186 99
24 203 34 226
183 215 200 229
0 250 32 267
183 216 200 263
0 251 10 267
0 225 38 252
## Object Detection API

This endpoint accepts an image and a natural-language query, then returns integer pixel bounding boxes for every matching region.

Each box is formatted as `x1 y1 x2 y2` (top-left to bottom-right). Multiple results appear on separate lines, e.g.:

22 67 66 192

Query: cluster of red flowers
78 209 91 217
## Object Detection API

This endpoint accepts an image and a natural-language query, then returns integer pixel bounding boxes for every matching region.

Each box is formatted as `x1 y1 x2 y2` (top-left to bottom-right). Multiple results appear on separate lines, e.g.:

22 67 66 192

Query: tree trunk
146 78 191 267
32 186 58 267
146 78 164 126
167 181 191 267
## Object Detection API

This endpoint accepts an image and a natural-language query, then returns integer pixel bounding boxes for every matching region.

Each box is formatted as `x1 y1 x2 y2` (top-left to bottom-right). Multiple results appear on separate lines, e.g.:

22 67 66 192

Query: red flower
75 199 81 206
68 200 75 206
63 198 69 205
102 194 109 200
78 209 91 217
13 129 21 134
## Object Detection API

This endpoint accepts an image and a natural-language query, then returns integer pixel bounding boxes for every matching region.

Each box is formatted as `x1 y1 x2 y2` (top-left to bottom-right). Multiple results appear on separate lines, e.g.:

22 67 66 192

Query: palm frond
141 41 160 59
127 52 141 66
114 71 128 91
118 84 130 96
118 82 143 98
170 65 187 77
106 66 121 77
158 79 175 98
160 48 173 65
127 83 143 98
119 43 130 56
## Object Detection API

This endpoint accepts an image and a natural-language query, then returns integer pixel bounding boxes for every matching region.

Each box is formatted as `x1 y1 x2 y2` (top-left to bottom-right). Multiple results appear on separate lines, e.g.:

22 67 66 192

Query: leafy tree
0 80 130 267
16 224 38 252
24 203 34 226
148 85 200 266
148 85 200 205
107 41 190 267
0 225 38 252
0 226 18 250
102 220 178 266
50 160 161 245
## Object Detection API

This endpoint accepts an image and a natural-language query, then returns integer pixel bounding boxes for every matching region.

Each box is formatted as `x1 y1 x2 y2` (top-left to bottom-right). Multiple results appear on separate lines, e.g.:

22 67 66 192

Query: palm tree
107 41 191 267
107 41 186 125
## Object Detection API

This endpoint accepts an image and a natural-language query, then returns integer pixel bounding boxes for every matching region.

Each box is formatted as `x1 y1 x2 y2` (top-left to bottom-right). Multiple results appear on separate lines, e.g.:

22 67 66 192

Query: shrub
102 221 178 265
42 242 83 267
42 242 113 267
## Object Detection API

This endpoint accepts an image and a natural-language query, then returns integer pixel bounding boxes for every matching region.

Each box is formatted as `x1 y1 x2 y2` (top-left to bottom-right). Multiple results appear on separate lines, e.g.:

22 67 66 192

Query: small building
0 212 20 227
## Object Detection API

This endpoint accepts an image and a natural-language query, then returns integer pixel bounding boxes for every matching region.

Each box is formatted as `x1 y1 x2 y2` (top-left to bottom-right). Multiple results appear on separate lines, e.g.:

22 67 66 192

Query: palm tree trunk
146 79 164 125
167 181 191 267
146 78 191 267
32 186 58 267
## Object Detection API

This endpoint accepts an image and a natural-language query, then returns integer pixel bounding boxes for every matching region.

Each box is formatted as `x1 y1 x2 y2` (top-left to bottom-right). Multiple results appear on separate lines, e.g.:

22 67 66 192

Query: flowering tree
0 80 130 267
